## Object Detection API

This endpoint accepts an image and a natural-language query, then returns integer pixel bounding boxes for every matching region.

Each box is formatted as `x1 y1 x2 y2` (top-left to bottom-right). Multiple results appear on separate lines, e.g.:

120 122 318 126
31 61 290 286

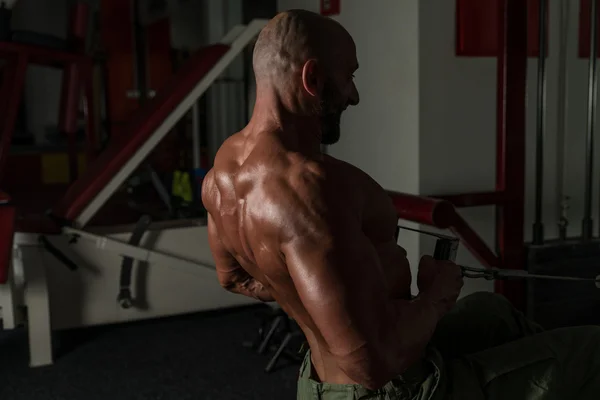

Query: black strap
117 214 152 309
39 235 78 271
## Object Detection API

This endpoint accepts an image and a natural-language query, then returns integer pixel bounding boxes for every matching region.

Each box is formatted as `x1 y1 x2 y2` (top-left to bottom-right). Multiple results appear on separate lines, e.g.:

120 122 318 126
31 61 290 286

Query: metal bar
0 205 15 284
495 0 528 311
58 3 89 182
192 101 201 170
147 165 172 212
132 0 148 106
532 0 547 245
449 217 501 268
583 0 598 240
22 245 55 367
396 225 457 241
63 227 216 276
556 0 571 240
389 192 500 268
0 54 27 183
430 190 506 207
243 46 251 123
0 42 89 66
0 260 19 328
388 191 454 228
82 62 98 161
460 264 600 284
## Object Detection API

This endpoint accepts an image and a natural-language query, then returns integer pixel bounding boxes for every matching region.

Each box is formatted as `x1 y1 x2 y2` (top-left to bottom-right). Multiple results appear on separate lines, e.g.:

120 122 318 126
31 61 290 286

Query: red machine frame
0 3 96 183
405 0 527 310
0 2 528 311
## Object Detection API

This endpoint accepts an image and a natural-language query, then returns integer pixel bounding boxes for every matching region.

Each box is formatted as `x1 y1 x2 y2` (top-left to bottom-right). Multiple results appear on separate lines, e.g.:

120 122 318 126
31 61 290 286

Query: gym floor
0 305 299 399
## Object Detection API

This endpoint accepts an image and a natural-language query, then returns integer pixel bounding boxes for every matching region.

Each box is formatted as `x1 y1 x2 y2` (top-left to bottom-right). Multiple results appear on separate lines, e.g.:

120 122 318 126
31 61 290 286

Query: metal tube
495 0 528 310
532 0 547 245
132 0 148 105
192 101 201 170
583 0 598 240
556 0 570 240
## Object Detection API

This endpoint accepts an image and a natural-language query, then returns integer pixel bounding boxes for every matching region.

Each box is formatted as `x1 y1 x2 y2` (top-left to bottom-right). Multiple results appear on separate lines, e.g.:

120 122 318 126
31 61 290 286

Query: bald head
253 9 353 85
252 10 360 145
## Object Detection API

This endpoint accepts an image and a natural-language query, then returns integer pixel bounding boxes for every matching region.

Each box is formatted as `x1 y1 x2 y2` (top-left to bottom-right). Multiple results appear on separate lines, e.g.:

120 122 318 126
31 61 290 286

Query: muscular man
203 10 600 400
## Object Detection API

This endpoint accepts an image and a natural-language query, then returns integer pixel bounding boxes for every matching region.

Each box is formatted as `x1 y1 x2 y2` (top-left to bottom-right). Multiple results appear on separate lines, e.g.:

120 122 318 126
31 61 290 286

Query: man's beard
318 81 343 145
320 112 341 145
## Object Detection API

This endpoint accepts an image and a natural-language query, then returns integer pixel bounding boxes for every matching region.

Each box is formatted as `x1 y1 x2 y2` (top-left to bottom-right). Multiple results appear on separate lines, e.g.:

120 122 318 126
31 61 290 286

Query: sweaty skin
202 10 463 390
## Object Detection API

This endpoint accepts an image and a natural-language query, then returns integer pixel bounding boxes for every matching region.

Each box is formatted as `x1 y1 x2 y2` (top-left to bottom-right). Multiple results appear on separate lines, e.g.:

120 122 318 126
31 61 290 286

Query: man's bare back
202 128 412 384
202 10 463 390
201 9 600 400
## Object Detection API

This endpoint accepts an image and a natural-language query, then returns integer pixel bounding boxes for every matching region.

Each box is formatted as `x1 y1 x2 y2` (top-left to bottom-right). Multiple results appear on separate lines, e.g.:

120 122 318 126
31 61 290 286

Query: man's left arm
206 214 276 302
362 177 412 300
374 238 412 300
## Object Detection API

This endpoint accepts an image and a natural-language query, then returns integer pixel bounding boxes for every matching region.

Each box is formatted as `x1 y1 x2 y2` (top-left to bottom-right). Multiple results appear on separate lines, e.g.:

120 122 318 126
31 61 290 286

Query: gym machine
0 18 269 368
526 0 600 329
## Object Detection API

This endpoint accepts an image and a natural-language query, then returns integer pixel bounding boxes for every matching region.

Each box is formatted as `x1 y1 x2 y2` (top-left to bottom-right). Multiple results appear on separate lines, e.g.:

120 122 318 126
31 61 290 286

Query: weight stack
526 240 600 330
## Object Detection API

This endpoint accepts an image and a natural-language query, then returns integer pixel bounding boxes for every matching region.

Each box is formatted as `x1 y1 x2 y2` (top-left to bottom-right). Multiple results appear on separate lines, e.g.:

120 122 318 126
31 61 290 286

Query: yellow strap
180 172 193 202
172 170 182 197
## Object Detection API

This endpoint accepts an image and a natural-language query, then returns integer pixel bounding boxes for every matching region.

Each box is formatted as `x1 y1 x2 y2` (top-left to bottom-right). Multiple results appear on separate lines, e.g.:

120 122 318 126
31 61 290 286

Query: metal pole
532 0 547 245
583 0 598 240
192 101 201 170
132 0 148 105
556 0 570 240
495 0 527 311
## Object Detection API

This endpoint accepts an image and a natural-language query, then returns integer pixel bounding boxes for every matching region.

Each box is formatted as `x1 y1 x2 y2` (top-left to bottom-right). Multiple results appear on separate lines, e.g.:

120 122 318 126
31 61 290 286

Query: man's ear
301 59 323 97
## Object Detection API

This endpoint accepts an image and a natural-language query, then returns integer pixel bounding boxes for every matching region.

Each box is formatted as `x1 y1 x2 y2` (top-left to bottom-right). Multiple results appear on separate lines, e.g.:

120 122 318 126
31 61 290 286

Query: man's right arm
280 178 448 389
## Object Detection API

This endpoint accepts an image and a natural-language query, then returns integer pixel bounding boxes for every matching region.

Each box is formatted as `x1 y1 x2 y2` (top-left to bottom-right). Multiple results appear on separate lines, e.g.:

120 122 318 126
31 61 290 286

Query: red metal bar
431 190 506 207
59 3 90 181
0 42 88 67
60 63 81 181
388 191 454 228
449 218 500 268
83 64 98 161
495 0 528 311
0 204 16 284
0 54 27 183
388 191 500 268
455 0 547 58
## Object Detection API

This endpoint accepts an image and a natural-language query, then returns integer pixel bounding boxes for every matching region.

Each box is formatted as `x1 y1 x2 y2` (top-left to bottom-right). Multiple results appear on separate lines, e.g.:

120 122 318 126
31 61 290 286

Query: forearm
226 276 276 302
380 295 442 379
232 285 276 302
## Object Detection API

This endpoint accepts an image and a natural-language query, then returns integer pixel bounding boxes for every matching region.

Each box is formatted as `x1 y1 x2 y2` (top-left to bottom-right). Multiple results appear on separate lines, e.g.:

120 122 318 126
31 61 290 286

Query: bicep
206 213 242 283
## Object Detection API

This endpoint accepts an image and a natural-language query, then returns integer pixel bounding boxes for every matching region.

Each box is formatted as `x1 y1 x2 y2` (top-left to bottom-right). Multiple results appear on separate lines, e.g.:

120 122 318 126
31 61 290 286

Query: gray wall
11 0 69 144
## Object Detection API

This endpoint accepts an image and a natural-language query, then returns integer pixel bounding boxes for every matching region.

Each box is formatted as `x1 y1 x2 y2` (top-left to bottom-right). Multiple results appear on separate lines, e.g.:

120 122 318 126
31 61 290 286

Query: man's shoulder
254 156 343 240
324 154 377 184
262 156 329 211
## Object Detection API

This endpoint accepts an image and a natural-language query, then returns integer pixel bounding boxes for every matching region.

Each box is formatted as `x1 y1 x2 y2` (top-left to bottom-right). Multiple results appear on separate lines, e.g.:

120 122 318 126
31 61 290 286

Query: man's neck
250 95 323 158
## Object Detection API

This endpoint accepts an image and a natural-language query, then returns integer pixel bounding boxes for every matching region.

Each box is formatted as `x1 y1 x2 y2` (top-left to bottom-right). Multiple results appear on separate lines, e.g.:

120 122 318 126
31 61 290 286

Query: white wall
11 0 69 145
278 0 423 292
276 1 600 296
419 1 600 294
419 0 497 295
171 0 246 166
202 0 246 165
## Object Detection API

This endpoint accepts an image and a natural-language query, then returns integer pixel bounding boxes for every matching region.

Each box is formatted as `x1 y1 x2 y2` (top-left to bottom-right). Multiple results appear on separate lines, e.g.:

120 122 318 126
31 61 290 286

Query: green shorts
297 292 600 400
